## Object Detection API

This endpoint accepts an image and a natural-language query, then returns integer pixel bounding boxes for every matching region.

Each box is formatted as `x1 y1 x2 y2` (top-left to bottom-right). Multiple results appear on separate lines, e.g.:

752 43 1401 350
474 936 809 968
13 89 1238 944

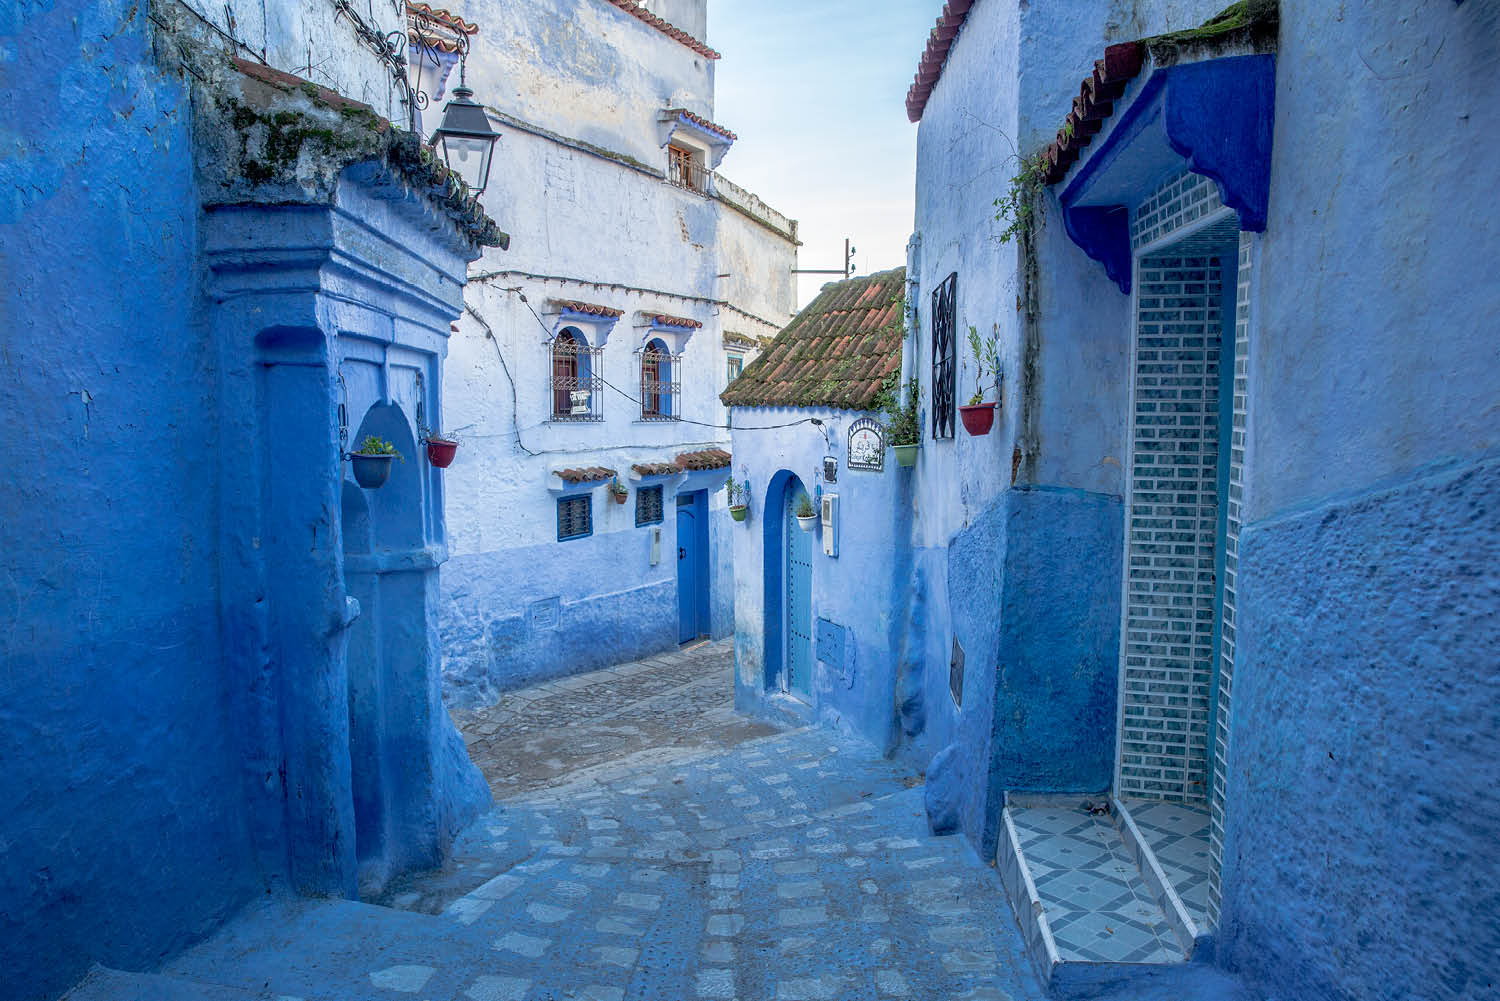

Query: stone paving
112 645 1249 1001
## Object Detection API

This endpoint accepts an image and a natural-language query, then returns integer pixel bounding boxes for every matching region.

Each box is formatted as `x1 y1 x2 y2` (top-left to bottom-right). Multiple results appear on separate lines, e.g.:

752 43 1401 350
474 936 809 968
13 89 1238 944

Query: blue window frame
557 495 592 541
636 485 664 527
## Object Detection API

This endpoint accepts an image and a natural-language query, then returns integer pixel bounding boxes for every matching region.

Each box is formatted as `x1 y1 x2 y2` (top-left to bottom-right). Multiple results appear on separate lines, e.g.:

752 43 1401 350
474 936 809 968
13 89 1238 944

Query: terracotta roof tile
632 461 681 477
676 449 732 471
407 2 478 34
666 108 737 141
905 0 976 123
557 466 617 483
552 299 625 318
720 268 905 412
602 0 720 60
649 312 702 329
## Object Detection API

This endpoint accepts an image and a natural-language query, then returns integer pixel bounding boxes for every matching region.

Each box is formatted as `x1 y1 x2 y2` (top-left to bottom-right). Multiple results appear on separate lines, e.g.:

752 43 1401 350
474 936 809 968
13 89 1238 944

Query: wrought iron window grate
667 144 713 194
932 271 957 439
550 334 605 422
557 495 592 541
636 485 664 527
640 346 683 421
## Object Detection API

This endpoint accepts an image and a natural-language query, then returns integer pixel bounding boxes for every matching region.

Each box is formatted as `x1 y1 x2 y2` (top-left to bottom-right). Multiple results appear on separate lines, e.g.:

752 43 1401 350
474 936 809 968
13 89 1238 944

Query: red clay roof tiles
666 108 737 141
602 0 721 60
552 299 625 318
632 461 681 477
720 268 905 412
557 466 617 483
649 313 702 329
676 449 732 471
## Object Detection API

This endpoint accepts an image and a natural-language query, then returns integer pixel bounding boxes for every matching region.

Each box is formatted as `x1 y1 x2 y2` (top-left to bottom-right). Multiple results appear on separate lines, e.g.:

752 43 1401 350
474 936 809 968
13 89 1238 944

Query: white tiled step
59 967 273 1001
997 796 1189 992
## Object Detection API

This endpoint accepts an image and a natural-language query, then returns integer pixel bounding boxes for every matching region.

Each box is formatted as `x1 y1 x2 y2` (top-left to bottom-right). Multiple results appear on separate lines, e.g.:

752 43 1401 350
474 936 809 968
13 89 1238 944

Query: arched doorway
762 471 812 702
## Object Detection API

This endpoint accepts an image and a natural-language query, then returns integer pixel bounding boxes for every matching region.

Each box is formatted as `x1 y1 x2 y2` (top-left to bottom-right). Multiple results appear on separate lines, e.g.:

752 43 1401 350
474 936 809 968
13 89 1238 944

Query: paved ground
449 640 779 801
65 644 1255 1001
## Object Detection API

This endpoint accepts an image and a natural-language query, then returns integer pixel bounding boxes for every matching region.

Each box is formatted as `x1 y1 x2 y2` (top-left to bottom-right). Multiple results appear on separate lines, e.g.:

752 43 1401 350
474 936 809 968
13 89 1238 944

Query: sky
707 0 939 308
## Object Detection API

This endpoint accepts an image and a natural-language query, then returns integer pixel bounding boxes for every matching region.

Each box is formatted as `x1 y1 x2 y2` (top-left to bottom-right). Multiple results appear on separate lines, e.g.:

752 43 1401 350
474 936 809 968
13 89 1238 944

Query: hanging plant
726 476 750 522
795 491 819 533
424 431 459 468
609 478 629 504
876 373 922 467
350 435 402 489
960 324 1002 436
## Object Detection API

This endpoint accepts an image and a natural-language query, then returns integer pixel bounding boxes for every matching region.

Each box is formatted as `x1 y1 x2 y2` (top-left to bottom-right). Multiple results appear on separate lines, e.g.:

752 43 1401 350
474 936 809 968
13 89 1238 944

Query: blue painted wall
0 6 258 999
1218 457 1500 1001
729 407 907 750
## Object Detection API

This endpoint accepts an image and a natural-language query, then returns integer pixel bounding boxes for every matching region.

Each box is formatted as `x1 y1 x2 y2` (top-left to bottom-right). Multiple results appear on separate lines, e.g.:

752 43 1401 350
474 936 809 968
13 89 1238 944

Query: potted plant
960 325 1001 436
350 435 401 489
795 491 819 533
726 477 750 522
879 374 922 467
424 431 459 468
608 478 629 504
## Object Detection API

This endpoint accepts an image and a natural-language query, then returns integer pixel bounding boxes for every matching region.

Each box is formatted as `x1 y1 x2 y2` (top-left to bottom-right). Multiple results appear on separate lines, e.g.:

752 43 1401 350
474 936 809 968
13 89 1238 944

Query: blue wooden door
784 487 813 698
677 502 699 643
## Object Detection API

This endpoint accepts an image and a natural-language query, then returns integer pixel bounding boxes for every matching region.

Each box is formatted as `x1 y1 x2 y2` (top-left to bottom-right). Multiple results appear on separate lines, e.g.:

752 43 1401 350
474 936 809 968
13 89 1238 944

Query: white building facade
434 0 799 703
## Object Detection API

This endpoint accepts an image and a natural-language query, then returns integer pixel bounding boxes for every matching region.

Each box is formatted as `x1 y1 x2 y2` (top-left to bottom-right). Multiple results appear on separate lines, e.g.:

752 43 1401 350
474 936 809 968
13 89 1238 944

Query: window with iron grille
557 495 592 541
667 144 709 194
550 329 604 422
640 340 682 421
931 271 957 439
636 485 664 527
726 354 743 384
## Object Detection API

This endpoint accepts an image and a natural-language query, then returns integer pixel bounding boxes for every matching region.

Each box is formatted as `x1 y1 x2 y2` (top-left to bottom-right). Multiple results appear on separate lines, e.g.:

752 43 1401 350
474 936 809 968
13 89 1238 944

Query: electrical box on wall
820 493 839 557
650 527 661 566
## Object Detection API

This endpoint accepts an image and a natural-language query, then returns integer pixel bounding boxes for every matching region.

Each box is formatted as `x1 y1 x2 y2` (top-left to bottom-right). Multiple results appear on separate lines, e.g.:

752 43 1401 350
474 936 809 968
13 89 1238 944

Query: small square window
636 485 664 527
726 354 743 384
557 495 592 541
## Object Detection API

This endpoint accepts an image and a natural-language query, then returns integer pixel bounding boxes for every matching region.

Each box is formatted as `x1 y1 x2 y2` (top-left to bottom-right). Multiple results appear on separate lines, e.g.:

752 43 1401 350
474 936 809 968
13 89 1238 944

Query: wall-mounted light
430 66 499 195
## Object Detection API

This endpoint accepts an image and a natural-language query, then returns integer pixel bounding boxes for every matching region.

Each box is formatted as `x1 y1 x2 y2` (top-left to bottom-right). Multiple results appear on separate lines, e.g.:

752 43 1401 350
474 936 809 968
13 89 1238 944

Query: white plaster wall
175 0 409 122
451 0 715 169
908 0 1023 551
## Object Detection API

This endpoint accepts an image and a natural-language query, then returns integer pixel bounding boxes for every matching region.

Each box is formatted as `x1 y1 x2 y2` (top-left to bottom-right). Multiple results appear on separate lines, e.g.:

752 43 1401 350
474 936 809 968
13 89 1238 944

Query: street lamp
430 67 499 195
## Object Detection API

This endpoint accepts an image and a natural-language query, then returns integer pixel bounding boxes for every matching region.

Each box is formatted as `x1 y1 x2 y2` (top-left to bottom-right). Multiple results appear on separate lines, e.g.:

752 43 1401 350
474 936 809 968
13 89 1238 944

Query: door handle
679 547 685 560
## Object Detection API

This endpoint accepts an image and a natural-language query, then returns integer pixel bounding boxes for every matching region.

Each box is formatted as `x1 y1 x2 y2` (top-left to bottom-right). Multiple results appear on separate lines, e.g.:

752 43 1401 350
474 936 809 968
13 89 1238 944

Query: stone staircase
996 794 1217 999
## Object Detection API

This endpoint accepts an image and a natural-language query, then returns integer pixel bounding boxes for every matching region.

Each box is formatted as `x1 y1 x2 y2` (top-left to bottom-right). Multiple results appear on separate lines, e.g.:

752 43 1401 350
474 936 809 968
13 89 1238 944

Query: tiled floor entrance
1121 799 1212 929
1007 803 1183 966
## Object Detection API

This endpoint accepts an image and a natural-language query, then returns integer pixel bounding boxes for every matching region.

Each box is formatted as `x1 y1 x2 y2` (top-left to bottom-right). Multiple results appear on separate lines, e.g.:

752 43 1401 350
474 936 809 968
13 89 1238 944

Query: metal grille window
557 495 592 541
726 354 743 384
636 485 664 527
931 272 957 439
667 144 710 194
550 330 604 422
640 341 682 421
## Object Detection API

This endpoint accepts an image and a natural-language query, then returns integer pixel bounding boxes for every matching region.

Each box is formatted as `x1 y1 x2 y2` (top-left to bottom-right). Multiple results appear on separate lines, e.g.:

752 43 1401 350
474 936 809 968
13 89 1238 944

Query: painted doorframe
676 490 710 643
761 469 812 697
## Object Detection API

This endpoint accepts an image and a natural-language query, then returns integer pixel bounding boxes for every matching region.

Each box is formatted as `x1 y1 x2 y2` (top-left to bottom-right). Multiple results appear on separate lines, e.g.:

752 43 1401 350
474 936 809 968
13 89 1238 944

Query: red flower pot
425 438 459 468
960 404 996 436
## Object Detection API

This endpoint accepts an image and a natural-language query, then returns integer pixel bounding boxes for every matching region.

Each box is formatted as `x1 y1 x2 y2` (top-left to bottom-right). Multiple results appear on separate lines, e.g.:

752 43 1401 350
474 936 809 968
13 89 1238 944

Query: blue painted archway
761 470 812 700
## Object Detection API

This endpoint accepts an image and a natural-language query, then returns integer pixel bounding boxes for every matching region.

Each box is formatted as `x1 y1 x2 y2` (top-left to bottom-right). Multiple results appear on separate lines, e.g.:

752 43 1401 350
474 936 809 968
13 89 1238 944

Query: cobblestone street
449 641 779 801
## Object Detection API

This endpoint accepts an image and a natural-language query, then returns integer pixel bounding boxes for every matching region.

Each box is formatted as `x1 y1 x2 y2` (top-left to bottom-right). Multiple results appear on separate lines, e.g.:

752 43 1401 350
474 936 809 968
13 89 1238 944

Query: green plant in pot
609 478 629 504
878 373 922 467
794 491 819 533
726 477 750 522
350 435 402 489
960 324 1001 436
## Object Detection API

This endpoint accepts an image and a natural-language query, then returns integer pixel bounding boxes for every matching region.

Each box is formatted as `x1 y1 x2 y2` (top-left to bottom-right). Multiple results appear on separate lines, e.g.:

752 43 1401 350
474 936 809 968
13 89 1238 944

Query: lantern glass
439 132 494 192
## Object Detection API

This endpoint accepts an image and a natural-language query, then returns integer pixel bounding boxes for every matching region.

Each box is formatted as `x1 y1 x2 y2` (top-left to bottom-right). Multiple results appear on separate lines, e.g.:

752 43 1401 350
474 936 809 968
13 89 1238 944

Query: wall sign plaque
847 417 885 471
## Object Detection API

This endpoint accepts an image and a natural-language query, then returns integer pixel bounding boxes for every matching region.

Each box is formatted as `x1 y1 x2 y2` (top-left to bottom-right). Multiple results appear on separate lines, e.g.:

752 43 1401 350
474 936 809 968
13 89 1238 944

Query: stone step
997 795 1195 998
59 966 273 1001
158 896 496 1001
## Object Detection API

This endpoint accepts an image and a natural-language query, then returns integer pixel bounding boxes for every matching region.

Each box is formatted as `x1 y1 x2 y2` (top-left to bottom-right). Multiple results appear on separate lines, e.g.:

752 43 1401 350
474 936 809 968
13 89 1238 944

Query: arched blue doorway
762 471 812 701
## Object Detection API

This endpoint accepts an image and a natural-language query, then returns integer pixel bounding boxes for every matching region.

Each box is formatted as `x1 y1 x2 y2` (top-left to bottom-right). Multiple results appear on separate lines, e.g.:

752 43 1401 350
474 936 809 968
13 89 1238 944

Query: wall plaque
847 417 885 472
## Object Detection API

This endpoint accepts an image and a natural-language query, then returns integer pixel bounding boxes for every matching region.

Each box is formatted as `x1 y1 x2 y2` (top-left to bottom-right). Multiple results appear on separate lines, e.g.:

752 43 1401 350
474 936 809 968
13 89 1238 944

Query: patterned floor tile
1122 799 1213 928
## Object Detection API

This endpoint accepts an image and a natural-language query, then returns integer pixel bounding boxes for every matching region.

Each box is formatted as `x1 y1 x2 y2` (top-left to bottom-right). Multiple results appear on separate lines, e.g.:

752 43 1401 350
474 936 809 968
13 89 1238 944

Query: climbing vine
992 149 1051 247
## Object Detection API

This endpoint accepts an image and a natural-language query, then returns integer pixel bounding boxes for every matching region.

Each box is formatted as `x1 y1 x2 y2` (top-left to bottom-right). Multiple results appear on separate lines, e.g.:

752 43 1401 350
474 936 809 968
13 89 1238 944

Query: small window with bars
931 271 957 439
636 485 664 527
550 329 604 422
726 354 743 384
667 144 708 193
557 495 592 541
640 339 682 421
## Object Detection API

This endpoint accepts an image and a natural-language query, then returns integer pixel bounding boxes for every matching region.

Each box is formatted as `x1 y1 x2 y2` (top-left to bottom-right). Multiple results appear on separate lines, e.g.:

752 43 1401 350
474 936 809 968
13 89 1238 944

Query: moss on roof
720 268 905 412
1143 0 1279 65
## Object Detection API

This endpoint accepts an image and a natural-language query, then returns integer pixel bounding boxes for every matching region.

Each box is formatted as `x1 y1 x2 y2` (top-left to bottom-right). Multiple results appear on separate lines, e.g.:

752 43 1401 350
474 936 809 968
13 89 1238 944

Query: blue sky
708 0 938 307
